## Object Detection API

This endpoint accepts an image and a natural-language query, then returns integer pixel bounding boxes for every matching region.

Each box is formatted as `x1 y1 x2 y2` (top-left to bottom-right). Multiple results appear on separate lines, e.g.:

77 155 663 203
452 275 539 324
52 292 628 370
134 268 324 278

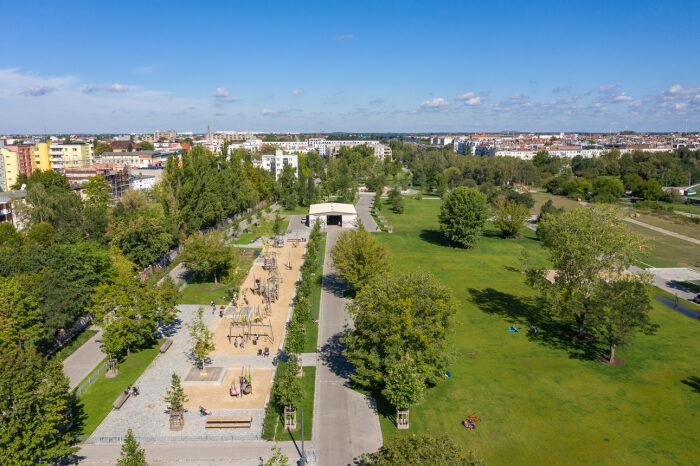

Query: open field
624 222 700 269
530 191 584 213
71 341 163 438
281 205 310 216
373 197 700 465
632 212 700 240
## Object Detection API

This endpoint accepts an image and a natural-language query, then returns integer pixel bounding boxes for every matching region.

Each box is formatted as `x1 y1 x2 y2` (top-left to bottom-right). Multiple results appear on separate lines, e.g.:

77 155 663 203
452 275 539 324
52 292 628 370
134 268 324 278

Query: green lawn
54 329 97 362
303 235 326 353
281 205 309 215
371 198 700 465
632 212 700 240
671 202 700 216
263 364 316 441
71 341 163 438
624 222 700 269
530 191 584 214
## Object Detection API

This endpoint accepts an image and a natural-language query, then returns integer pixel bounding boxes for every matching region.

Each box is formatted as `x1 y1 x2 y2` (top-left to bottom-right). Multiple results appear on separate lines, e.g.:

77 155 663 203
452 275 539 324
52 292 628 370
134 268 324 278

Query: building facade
261 151 298 180
49 142 93 172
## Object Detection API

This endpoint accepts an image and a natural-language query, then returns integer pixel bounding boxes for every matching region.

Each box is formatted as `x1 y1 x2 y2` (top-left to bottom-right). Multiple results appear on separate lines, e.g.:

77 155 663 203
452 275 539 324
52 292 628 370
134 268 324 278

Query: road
313 229 383 465
623 217 700 246
630 266 700 302
355 192 380 232
62 328 105 390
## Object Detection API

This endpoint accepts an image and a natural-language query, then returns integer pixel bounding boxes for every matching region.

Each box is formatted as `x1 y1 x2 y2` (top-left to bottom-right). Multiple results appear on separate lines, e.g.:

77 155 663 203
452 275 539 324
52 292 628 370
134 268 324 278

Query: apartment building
49 142 93 172
98 151 169 168
261 150 298 179
0 190 27 229
0 146 20 190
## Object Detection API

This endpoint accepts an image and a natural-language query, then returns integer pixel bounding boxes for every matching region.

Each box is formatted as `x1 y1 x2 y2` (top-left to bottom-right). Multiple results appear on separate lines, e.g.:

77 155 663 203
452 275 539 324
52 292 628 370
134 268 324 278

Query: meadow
373 197 700 464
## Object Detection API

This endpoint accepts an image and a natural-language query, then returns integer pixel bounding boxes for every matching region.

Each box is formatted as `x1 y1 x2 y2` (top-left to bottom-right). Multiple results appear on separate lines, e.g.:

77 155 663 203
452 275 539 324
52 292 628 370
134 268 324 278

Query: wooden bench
160 339 173 353
113 392 130 409
205 416 253 429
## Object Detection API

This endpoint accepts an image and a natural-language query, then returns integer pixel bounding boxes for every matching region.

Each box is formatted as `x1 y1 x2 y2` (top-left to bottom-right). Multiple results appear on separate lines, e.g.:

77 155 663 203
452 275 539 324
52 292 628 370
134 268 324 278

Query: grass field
624 222 700 269
632 212 700 240
71 341 163 438
530 191 583 213
263 363 316 441
372 197 699 465
281 205 310 215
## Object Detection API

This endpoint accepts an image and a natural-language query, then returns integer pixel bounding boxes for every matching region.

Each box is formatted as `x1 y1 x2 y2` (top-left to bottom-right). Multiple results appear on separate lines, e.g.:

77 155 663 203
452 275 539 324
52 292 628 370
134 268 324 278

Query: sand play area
183 368 274 410
210 241 306 357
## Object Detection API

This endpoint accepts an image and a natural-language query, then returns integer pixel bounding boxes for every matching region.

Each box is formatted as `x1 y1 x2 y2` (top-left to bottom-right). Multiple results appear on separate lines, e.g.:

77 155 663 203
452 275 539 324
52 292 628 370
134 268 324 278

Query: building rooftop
309 202 357 216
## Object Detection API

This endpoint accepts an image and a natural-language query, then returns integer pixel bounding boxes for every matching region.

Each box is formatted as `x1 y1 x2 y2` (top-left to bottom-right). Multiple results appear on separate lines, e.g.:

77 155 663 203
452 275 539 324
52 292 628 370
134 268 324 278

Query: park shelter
308 202 357 228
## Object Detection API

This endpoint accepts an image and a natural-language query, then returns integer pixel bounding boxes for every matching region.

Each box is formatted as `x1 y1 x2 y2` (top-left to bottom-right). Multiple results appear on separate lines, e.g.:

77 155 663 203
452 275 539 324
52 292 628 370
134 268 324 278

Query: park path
356 192 380 232
629 266 700 301
62 328 105 390
623 217 700 245
78 440 308 465
313 229 383 465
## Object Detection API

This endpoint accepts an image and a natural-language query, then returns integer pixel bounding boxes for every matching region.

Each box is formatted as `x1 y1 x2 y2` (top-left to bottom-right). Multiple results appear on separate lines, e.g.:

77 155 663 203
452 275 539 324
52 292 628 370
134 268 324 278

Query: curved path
356 193 380 232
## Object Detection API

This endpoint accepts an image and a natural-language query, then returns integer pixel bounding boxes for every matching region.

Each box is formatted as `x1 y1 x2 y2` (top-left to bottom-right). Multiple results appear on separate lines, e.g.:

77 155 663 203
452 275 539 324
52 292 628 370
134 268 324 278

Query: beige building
32 142 52 171
49 142 93 172
0 146 20 191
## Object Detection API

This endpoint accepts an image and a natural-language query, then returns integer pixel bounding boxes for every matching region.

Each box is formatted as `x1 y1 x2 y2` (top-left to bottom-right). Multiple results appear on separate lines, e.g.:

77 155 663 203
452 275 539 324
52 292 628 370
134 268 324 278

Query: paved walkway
356 192 380 232
630 266 700 301
313 229 382 465
623 217 700 245
63 328 105 390
78 440 309 465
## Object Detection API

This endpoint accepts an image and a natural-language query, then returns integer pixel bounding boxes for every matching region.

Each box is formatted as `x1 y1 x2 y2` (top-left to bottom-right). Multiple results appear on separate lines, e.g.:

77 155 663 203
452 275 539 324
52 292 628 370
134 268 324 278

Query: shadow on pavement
318 332 354 381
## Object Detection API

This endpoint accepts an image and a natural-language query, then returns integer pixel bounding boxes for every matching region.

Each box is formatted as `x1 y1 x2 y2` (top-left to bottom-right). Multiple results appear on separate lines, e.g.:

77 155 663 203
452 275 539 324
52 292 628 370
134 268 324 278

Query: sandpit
183 368 273 410
210 241 306 356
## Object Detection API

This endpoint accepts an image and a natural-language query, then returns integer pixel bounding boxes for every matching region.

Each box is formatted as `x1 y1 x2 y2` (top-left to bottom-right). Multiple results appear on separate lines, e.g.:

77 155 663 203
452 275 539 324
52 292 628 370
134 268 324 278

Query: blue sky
1 0 699 133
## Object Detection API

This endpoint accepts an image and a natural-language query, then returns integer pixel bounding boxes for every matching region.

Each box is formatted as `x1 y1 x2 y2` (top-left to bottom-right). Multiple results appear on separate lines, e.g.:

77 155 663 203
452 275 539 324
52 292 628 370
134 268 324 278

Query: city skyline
1 0 699 133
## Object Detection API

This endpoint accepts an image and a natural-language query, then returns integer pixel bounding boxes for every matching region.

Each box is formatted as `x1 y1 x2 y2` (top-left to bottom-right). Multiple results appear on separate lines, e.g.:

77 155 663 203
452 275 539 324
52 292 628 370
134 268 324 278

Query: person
530 325 538 334
124 386 131 396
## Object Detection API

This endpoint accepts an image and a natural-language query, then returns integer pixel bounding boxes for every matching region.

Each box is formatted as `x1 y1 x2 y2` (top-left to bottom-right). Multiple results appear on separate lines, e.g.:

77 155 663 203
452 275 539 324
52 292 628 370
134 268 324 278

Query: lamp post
300 408 306 465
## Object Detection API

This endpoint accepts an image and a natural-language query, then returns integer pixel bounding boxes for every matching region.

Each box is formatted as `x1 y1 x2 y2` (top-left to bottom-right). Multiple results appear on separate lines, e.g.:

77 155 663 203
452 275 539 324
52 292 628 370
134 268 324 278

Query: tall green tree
438 187 489 249
278 164 298 209
533 205 644 337
0 348 75 465
492 197 530 238
83 176 112 209
383 356 424 412
330 227 391 291
187 307 215 369
0 222 22 246
272 356 303 409
362 433 483 466
593 276 657 363
108 204 173 268
116 428 148 466
345 271 456 389
180 230 237 283
163 373 189 411
0 277 45 351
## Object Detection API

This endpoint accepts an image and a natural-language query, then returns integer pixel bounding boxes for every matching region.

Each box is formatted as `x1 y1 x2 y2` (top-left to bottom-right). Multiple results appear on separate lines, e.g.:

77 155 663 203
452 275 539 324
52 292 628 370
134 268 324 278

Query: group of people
124 385 139 396
462 413 481 430
508 324 538 333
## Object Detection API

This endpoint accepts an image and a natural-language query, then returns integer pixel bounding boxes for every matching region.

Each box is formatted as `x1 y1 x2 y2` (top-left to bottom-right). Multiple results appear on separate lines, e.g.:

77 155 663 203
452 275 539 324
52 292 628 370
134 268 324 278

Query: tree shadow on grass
318 332 354 381
681 376 700 393
419 229 454 248
467 287 601 360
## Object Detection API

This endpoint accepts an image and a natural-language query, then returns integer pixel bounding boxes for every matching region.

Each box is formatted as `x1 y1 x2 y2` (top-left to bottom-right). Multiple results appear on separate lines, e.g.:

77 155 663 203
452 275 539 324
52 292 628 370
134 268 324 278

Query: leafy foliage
438 187 489 248
272 355 303 408
492 197 530 238
382 356 424 410
179 230 237 283
187 307 215 369
362 433 483 466
163 372 188 410
330 227 391 291
116 428 148 466
345 271 456 389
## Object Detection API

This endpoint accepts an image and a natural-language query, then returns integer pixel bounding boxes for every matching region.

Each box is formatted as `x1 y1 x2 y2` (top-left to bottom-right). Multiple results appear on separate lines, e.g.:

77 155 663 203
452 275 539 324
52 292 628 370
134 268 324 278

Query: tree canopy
330 227 391 291
362 433 483 466
438 187 489 248
179 230 237 283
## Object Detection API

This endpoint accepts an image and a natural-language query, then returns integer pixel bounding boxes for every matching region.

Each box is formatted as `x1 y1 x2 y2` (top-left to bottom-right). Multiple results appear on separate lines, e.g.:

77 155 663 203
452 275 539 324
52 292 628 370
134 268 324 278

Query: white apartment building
261 150 298 180
130 174 157 191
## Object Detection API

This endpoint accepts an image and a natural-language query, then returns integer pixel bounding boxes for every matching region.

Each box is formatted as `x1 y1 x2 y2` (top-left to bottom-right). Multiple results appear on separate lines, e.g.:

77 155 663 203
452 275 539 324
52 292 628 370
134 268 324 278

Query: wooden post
396 409 409 429
284 406 297 431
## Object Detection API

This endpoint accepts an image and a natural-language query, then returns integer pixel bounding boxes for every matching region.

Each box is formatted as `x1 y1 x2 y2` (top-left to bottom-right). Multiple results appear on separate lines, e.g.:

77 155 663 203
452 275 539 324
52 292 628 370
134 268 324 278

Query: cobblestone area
88 305 275 444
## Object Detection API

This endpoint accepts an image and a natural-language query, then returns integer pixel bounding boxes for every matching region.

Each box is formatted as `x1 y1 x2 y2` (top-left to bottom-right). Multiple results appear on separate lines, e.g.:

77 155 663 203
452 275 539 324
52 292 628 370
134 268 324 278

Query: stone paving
88 305 275 444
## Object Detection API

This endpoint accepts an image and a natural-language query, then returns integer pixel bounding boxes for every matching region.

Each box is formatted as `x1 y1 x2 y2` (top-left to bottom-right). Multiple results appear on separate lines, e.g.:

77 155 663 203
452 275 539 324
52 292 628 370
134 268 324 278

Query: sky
1 0 699 133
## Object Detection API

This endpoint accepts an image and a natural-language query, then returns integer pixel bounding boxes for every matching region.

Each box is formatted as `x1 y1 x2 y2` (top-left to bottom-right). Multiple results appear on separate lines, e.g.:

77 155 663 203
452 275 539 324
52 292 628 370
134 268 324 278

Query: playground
183 367 273 410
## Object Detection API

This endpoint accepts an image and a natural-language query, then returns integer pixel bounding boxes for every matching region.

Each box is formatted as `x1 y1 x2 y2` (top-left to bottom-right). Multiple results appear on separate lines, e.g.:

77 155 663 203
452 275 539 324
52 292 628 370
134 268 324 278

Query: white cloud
419 97 450 111
20 85 54 96
333 34 355 41
455 92 476 100
83 83 128 93
215 87 238 102
261 109 281 117
455 92 483 106
292 89 303 95
609 92 633 103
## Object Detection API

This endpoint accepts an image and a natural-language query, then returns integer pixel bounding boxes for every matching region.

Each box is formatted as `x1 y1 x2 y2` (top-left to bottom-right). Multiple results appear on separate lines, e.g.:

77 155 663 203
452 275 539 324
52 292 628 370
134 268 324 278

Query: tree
91 253 179 358
139 141 155 151
636 179 664 200
0 347 75 465
179 230 237 283
383 356 424 411
622 173 644 192
109 207 174 269
163 373 188 411
84 176 112 209
0 222 22 246
265 446 290 466
95 142 114 156
593 177 624 203
187 307 215 370
26 222 55 246
362 433 483 466
345 271 456 389
533 205 644 337
279 164 298 209
330 227 391 291
116 428 148 466
389 187 404 214
272 212 284 236
0 277 45 351
373 190 382 211
272 356 303 408
492 197 530 238
438 187 489 249
593 276 657 363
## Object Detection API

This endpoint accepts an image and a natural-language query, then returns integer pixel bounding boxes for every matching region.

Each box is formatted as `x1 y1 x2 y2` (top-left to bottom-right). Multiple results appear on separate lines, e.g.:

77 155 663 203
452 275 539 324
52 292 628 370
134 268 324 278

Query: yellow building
32 142 52 171
0 147 20 191
51 142 93 170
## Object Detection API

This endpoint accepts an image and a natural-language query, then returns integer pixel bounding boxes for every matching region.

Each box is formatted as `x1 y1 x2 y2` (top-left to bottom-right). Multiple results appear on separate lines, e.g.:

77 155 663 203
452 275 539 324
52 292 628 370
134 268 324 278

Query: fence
89 433 263 444
71 358 107 400
139 200 270 282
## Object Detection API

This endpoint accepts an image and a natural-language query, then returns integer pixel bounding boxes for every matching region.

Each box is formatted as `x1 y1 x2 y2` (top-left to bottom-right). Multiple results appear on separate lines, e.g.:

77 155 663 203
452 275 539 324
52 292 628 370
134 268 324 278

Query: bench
113 392 130 409
205 416 253 429
160 339 173 353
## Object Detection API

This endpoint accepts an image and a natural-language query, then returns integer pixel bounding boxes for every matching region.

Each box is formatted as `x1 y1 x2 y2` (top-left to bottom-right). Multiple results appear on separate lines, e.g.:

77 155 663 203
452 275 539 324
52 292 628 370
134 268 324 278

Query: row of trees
330 227 456 426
